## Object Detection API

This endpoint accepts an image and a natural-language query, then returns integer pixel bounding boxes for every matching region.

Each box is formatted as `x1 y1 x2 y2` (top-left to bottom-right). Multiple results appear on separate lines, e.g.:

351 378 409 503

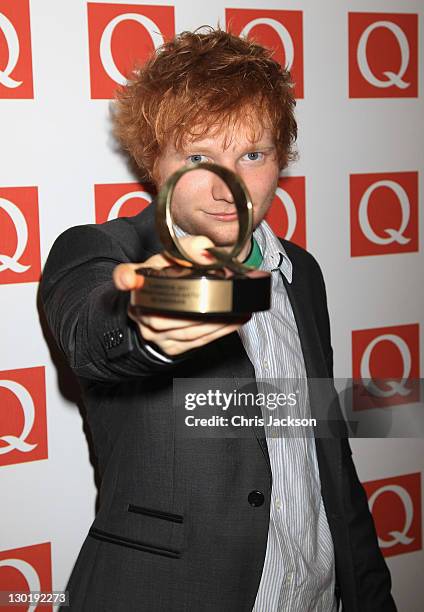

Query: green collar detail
243 237 263 269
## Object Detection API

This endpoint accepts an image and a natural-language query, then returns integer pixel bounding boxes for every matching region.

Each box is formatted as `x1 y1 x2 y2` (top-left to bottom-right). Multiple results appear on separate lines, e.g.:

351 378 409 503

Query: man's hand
113 236 249 357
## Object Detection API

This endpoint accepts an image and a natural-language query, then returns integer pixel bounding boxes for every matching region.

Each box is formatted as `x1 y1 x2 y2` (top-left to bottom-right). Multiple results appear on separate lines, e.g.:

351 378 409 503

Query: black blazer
41 203 396 611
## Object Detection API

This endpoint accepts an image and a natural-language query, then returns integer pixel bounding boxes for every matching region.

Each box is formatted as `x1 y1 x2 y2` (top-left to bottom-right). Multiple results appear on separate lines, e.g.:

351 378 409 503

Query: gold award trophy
130 163 271 318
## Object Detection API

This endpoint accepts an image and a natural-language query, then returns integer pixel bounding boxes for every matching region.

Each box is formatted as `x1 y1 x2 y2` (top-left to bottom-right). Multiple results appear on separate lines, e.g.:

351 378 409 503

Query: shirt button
286 572 294 584
275 498 282 510
263 359 269 370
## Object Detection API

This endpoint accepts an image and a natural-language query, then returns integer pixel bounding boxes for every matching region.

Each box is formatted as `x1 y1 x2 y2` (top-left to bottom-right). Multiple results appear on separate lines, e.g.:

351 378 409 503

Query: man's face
153 122 280 260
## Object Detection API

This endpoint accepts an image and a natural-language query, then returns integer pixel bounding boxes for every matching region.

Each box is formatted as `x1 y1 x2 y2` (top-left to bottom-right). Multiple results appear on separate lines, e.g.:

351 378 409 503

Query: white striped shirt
239 220 336 612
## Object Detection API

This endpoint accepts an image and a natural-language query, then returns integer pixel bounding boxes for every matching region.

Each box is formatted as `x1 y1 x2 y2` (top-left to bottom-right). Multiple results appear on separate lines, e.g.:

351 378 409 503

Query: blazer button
248 490 264 507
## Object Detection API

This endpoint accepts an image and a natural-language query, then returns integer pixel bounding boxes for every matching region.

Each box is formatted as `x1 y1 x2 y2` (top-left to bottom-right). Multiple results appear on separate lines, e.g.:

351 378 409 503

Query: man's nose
211 172 235 203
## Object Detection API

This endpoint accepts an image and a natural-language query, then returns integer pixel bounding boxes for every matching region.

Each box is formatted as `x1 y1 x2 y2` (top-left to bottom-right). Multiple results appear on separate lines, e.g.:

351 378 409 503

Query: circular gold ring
156 162 253 269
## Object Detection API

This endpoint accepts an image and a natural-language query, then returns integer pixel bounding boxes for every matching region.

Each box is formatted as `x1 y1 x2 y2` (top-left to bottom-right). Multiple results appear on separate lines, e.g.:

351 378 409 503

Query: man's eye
187 154 208 164
243 152 264 162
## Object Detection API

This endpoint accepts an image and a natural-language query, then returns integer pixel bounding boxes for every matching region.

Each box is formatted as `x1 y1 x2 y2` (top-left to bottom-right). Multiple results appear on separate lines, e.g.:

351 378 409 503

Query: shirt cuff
143 340 175 364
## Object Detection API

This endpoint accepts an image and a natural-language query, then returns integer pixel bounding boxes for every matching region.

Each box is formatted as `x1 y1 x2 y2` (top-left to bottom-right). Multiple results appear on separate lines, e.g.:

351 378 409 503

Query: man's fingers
174 235 216 266
138 312 250 334
138 320 229 344
137 316 249 356
113 235 216 291
138 314 205 331
181 321 244 347
146 321 230 342
158 322 244 356
113 263 142 290
113 254 169 290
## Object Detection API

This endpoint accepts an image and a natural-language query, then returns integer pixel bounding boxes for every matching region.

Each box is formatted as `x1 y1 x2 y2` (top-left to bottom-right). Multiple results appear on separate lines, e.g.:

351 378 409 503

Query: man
41 28 396 611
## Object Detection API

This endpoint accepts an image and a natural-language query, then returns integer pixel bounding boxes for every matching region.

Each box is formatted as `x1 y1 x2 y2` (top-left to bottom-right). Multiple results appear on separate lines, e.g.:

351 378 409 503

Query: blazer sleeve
40 223 185 383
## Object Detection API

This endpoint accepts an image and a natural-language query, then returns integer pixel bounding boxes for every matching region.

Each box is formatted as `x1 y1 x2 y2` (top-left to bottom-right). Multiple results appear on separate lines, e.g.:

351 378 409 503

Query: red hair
112 27 297 181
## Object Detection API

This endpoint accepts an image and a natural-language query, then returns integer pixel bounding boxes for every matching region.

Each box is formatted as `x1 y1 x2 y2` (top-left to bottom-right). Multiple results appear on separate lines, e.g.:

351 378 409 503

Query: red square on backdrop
265 176 306 249
94 182 155 224
351 324 420 410
0 542 52 610
349 12 418 98
0 0 34 98
363 472 422 557
226 8 304 99
350 172 418 257
0 187 41 285
87 3 175 99
0 367 47 468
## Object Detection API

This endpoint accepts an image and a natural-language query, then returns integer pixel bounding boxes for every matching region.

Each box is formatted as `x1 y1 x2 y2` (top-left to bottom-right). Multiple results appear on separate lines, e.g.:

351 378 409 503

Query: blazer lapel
214 333 272 475
281 266 343 508
281 271 327 380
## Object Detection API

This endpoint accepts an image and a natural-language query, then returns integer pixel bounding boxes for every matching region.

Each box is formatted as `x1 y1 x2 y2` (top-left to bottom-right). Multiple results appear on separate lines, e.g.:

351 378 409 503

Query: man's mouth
204 210 238 222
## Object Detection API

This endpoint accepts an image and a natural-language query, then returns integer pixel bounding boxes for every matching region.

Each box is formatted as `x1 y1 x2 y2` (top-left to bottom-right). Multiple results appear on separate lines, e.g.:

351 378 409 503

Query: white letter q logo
369 484 415 548
107 191 153 221
0 12 22 88
100 14 164 85
0 380 37 454
360 334 412 398
357 21 410 89
0 197 30 273
358 180 411 246
274 187 297 240
0 558 41 611
240 18 294 70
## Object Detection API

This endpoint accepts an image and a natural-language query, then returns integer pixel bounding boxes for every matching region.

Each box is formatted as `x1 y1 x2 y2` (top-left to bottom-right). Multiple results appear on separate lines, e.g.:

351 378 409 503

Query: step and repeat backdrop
0 0 423 609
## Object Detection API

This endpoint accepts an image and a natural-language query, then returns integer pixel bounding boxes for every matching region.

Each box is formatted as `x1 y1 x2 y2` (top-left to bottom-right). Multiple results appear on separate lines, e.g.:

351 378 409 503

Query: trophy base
130 266 271 317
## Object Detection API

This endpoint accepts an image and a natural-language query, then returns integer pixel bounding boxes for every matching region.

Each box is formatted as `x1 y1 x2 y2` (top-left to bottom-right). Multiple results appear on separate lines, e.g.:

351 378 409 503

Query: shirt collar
173 221 293 284
253 220 293 284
